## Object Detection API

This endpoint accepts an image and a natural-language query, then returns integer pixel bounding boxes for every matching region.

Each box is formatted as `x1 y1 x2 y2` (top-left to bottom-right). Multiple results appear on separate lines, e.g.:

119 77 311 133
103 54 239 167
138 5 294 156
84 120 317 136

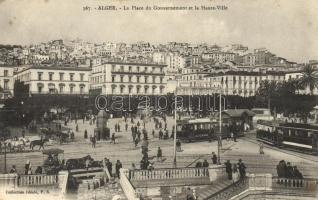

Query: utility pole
218 91 222 165
4 143 7 173
173 89 177 168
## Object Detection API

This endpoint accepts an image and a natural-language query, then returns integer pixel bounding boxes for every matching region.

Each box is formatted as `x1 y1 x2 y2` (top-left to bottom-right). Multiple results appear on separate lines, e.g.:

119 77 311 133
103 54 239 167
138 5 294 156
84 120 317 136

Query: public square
1 116 317 179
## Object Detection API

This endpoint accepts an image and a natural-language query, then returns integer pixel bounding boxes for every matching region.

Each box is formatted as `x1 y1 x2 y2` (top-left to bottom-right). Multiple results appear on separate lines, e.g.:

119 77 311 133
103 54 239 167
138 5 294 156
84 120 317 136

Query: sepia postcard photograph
0 0 318 199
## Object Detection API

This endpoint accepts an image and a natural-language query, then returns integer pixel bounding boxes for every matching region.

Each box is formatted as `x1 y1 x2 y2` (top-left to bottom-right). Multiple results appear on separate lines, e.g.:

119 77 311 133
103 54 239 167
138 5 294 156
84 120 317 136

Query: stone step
197 179 234 200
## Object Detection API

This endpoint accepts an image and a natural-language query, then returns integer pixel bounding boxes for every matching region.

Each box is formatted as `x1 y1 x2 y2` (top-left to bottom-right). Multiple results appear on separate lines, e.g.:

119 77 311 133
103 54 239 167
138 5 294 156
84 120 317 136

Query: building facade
14 65 91 95
90 62 167 95
0 66 14 99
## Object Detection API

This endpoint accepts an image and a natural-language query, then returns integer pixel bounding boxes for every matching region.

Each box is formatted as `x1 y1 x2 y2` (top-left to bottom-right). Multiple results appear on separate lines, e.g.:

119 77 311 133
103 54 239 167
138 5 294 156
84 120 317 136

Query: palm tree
257 80 279 110
299 64 318 95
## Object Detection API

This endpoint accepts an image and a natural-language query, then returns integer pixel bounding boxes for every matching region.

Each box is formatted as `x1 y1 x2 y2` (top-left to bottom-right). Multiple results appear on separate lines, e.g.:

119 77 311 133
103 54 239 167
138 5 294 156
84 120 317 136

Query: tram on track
256 120 318 155
176 118 245 142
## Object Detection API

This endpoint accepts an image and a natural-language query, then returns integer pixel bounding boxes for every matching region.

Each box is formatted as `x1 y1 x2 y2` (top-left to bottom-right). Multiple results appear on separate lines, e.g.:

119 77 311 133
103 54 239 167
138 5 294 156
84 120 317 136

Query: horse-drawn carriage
65 155 103 170
42 148 65 174
40 128 71 144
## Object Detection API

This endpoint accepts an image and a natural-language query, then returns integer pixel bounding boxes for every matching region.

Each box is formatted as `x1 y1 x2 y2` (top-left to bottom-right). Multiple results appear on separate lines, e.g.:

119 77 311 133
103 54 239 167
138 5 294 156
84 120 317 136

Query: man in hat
238 159 246 178
211 152 218 165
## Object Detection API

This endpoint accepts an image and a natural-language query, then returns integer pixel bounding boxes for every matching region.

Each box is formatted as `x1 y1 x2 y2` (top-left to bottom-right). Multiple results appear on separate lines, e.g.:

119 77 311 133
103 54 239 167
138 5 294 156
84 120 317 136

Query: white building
202 52 237 63
90 61 167 95
0 66 14 99
14 65 91 95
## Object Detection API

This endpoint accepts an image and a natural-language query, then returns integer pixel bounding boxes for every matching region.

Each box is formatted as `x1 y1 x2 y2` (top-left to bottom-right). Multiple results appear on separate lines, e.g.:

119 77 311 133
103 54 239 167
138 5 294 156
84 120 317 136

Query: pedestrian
148 163 154 171
157 147 162 162
202 159 209 168
125 123 128 131
195 161 202 175
134 137 139 147
92 135 96 148
9 165 17 173
232 164 239 182
25 160 31 175
137 121 140 128
259 143 264 154
115 160 122 178
212 152 218 165
293 166 303 179
286 162 294 178
159 129 163 140
35 166 42 174
115 124 118 132
106 159 112 176
176 139 181 152
225 160 232 180
164 130 169 139
152 129 155 138
85 158 90 170
76 124 79 132
137 130 141 141
28 164 32 175
238 159 246 178
111 133 116 144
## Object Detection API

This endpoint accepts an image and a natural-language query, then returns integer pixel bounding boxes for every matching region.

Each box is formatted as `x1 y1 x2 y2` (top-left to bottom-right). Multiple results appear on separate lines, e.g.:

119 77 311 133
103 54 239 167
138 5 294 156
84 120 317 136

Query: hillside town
1 39 318 200
1 39 318 100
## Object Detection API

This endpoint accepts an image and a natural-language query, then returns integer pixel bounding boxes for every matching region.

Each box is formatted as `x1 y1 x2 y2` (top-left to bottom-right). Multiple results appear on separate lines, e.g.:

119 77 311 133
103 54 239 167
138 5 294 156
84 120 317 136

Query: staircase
197 179 234 199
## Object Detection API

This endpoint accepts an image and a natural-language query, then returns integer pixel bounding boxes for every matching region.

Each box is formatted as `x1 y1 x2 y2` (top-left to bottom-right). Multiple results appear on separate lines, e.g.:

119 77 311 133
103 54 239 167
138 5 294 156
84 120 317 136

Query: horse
3 139 26 152
56 132 69 144
30 138 49 150
65 155 94 170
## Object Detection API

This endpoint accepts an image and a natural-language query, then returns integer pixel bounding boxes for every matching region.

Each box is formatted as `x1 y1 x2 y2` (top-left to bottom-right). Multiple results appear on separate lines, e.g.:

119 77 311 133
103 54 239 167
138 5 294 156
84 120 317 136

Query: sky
0 0 317 63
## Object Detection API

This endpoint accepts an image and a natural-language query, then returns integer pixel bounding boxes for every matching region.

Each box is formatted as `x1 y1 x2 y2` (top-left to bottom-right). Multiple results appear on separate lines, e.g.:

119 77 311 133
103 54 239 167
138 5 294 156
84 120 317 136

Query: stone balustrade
0 173 18 189
129 167 210 181
120 169 140 200
272 177 318 191
19 174 58 186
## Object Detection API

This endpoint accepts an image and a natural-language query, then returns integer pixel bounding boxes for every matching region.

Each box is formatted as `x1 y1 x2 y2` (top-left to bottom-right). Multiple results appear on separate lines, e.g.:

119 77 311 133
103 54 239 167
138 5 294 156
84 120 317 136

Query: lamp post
173 88 177 168
218 91 222 165
173 79 179 168
4 142 7 173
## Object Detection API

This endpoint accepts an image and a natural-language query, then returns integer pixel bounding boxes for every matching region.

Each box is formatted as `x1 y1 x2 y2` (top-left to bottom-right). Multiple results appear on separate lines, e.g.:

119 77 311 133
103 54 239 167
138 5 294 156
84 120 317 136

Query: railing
272 177 318 191
119 169 140 200
0 174 18 189
18 174 58 186
58 171 69 195
103 160 112 179
209 178 249 200
130 167 209 181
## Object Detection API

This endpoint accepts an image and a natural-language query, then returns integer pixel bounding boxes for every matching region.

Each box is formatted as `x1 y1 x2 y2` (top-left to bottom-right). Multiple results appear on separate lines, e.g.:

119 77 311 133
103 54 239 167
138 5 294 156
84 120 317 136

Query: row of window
111 85 164 94
38 72 85 81
111 65 163 73
111 75 163 84
37 84 85 94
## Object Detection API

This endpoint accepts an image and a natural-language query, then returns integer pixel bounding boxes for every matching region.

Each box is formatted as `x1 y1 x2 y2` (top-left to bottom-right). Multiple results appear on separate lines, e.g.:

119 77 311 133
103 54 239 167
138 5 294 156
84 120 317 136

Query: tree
257 80 279 110
299 64 318 95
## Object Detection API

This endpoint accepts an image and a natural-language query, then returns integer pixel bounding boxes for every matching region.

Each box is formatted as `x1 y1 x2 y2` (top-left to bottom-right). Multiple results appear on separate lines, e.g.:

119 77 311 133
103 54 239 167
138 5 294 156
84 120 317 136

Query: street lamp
4 142 7 173
173 80 179 168
216 87 226 165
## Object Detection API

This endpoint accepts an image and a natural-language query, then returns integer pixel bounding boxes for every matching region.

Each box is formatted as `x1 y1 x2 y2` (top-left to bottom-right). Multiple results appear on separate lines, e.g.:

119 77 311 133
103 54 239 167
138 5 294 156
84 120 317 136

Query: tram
176 118 244 142
256 120 318 155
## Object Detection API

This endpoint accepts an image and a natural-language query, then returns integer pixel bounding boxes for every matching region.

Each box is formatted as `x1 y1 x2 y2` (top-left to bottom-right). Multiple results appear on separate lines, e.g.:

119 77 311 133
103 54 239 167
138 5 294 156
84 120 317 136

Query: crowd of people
276 160 303 179
225 159 247 182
